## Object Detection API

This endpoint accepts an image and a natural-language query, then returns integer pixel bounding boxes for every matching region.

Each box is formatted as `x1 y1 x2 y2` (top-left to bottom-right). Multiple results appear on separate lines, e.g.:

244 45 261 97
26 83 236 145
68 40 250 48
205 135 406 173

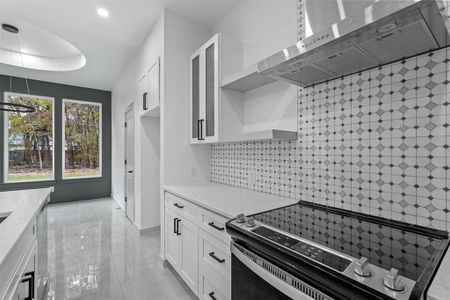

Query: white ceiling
0 0 241 91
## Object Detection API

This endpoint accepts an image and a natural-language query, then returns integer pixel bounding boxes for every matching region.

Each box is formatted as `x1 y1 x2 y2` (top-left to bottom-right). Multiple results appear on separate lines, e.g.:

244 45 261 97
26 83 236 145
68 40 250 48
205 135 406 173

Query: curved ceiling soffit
0 20 86 72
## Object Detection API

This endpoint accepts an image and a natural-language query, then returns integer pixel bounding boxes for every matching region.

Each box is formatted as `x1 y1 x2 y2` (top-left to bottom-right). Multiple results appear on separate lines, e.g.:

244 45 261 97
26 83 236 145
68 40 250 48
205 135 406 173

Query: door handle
209 252 225 263
173 203 184 209
176 219 181 235
209 292 217 300
208 222 224 231
173 218 178 234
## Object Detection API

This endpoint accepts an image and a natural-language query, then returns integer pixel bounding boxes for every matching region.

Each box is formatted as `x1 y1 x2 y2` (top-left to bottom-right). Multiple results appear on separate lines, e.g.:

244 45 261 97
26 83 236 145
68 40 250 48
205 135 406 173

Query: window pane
6 93 54 182
64 101 101 178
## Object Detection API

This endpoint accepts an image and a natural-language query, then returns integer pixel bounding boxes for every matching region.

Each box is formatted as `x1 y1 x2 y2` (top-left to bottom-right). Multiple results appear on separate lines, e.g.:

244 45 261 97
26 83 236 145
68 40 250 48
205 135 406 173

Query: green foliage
64 101 100 172
7 94 101 181
8 95 53 175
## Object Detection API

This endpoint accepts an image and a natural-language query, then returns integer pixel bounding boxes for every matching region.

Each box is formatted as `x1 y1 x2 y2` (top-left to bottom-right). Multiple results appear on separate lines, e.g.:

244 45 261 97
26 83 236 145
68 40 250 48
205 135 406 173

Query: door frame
124 102 134 221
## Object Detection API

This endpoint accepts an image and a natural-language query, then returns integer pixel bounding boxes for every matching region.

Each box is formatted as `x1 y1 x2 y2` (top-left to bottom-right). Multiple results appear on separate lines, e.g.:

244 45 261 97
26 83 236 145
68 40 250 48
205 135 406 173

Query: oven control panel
252 226 351 272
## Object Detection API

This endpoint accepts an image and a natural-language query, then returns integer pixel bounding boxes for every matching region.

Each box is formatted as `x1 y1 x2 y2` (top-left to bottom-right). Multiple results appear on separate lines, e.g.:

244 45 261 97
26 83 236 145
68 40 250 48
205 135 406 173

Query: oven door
231 242 333 300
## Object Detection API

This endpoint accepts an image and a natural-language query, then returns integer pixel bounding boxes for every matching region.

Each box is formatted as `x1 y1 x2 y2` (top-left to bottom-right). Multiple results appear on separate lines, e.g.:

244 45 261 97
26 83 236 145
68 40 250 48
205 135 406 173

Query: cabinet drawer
165 192 200 223
200 209 230 244
199 230 230 281
199 265 230 300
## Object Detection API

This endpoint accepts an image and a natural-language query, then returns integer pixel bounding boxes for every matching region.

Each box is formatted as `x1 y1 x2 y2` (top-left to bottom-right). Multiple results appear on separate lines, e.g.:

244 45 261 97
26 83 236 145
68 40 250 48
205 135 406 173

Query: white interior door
124 108 135 222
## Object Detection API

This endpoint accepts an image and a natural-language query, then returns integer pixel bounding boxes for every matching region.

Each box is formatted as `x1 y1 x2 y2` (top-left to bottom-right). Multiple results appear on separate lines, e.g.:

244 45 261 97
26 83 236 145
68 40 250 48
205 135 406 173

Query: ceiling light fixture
0 23 36 113
97 7 109 18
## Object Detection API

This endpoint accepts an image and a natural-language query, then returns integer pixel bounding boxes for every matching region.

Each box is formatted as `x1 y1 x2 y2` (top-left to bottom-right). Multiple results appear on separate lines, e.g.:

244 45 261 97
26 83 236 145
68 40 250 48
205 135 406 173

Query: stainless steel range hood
257 0 450 87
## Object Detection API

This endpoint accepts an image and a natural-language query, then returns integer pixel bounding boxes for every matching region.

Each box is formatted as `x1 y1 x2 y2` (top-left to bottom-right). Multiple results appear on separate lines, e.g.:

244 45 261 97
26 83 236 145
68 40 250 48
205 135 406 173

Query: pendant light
0 23 36 113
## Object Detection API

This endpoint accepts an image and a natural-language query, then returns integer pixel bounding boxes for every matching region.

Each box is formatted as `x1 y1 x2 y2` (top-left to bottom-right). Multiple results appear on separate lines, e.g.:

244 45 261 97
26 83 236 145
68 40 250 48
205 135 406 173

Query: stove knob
353 257 372 278
246 217 256 227
382 268 405 292
236 213 246 223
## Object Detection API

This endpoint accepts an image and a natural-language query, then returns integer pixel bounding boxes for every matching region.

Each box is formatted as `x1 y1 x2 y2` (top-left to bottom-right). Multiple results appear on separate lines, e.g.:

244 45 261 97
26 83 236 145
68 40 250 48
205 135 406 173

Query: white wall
111 13 164 230
161 10 212 186
213 0 297 68
213 0 298 135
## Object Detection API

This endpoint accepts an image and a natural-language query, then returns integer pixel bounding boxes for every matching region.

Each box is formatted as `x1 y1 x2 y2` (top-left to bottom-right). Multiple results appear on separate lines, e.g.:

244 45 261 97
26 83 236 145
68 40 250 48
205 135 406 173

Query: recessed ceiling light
97 7 109 18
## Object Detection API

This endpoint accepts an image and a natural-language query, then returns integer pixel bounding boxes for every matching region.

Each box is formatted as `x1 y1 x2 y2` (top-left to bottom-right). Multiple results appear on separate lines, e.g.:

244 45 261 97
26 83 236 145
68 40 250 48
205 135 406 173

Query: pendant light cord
15 34 30 95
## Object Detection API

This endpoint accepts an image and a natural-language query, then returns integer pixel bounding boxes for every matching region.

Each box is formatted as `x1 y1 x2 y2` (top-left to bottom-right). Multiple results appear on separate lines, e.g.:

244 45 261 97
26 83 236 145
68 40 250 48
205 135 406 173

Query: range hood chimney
257 0 450 87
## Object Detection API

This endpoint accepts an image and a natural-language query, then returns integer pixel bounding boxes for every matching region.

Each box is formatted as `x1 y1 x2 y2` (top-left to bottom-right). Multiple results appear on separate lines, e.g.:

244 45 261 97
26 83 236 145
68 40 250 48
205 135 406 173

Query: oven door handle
231 243 331 300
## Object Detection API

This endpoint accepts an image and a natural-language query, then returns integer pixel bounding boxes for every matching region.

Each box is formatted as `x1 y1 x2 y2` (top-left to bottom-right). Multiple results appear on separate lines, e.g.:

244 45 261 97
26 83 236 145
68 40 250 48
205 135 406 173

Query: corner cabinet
190 34 220 144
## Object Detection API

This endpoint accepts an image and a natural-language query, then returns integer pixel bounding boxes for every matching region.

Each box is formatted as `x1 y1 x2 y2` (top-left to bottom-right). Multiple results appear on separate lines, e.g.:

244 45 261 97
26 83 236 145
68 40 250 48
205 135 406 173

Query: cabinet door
147 57 160 110
180 217 199 295
139 73 148 112
202 34 220 143
165 209 182 270
190 49 201 143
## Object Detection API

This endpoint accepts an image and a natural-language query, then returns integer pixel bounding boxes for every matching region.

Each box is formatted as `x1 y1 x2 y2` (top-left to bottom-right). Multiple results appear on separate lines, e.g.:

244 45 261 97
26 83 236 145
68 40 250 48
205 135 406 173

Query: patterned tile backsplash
212 45 450 230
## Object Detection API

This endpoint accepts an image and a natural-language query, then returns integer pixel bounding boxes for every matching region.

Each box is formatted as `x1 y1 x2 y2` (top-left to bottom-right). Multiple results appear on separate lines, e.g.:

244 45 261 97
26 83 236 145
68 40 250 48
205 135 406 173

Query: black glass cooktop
252 201 449 281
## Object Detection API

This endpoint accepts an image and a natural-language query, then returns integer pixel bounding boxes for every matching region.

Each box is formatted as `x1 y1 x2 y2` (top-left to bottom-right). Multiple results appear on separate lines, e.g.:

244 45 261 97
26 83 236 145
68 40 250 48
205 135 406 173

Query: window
4 92 55 182
63 99 102 179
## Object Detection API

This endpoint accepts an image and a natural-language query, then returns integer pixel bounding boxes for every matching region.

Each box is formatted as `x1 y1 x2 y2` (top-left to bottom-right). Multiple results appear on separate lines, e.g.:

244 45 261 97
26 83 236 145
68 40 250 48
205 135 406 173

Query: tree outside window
63 99 102 178
5 93 54 182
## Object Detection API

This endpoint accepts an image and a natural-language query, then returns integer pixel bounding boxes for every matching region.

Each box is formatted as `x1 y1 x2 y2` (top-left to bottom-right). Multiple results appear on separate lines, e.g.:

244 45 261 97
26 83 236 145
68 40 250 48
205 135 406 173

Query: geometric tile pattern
212 46 450 231
211 1 450 231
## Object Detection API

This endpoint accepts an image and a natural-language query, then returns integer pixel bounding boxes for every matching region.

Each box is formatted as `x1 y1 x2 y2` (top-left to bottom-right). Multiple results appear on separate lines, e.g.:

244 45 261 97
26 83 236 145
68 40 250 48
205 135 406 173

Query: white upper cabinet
189 33 298 144
140 56 160 118
190 34 220 144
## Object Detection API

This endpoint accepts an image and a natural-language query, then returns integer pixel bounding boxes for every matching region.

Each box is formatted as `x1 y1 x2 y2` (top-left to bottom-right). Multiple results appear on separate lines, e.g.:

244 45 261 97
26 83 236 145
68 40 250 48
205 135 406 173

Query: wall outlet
190 166 198 178
248 168 256 184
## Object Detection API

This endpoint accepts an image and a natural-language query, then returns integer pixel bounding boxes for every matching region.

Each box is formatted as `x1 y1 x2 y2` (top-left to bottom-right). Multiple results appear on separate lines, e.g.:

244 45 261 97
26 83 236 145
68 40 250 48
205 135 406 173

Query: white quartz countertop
163 183 298 219
0 188 52 269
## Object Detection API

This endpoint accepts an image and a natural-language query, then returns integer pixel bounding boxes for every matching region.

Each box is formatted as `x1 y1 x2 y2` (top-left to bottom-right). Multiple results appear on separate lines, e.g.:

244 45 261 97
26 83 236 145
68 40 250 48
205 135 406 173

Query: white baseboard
111 193 125 210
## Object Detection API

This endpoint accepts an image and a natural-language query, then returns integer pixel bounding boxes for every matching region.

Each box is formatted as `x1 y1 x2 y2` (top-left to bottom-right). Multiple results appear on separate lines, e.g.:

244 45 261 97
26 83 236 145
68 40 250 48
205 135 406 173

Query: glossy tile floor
46 198 195 300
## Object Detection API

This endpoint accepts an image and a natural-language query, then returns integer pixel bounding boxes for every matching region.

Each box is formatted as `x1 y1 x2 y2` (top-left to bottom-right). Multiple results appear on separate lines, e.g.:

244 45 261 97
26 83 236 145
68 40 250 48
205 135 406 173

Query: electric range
226 201 449 300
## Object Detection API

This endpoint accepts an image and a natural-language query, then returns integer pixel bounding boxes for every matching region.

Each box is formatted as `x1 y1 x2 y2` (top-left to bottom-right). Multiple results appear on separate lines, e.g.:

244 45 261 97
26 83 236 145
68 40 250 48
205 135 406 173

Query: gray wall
0 75 111 203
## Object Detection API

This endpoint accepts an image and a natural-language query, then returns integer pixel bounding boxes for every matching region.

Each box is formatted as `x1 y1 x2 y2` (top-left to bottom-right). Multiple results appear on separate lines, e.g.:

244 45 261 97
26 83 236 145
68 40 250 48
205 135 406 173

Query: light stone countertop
0 187 52 289
163 182 298 219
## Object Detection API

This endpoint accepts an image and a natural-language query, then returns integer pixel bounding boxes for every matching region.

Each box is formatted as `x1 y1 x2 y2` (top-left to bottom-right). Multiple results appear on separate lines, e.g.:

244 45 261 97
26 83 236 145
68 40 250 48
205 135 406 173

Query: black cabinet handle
199 119 205 140
21 271 34 300
197 119 201 141
209 252 225 263
208 222 224 231
209 292 217 300
127 170 133 174
176 219 181 235
143 92 148 110
173 218 178 234
173 203 184 209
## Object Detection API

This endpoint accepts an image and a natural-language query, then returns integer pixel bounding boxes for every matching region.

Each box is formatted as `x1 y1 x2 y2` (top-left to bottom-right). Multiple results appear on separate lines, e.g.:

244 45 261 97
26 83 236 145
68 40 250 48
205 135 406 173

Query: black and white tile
211 1 450 231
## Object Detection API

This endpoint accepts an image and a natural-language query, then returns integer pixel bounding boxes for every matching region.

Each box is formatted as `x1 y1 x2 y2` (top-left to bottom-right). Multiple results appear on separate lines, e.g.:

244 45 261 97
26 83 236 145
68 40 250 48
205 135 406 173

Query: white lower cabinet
165 192 231 299
179 217 199 293
199 265 229 300
165 207 199 295
165 208 182 270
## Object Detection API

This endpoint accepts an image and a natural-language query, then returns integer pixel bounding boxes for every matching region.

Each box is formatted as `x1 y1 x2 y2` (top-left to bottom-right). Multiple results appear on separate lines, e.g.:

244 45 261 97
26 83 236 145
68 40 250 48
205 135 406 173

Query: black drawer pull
173 203 184 209
209 252 225 263
209 292 217 300
208 222 224 231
